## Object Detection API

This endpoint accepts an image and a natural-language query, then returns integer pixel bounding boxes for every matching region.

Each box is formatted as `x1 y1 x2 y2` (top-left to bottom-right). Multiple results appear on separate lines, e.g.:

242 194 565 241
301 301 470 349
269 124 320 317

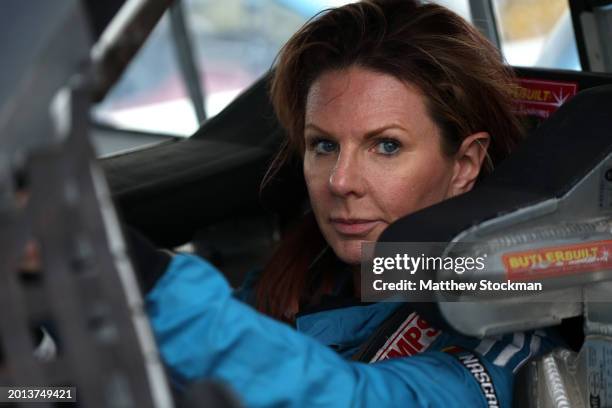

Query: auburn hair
256 0 524 323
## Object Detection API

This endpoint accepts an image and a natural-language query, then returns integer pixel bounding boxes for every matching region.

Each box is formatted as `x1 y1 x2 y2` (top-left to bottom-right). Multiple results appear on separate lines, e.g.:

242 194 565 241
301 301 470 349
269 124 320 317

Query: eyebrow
304 123 411 140
304 124 331 136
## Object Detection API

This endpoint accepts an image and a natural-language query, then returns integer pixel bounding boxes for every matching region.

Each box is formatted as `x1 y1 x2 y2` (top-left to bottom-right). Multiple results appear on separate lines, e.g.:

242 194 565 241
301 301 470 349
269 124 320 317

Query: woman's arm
146 254 513 408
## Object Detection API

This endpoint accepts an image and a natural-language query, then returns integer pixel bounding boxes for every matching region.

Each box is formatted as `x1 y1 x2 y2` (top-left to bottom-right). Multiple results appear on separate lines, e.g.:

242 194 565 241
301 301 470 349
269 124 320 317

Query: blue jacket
146 254 557 407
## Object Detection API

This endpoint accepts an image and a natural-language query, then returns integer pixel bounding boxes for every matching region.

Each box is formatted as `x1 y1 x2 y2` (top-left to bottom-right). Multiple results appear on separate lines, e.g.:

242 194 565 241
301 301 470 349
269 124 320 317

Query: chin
331 239 364 265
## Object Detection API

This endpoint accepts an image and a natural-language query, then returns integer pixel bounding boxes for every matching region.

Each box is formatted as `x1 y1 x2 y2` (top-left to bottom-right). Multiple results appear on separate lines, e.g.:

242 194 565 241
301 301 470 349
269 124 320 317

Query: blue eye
314 139 337 154
376 140 400 155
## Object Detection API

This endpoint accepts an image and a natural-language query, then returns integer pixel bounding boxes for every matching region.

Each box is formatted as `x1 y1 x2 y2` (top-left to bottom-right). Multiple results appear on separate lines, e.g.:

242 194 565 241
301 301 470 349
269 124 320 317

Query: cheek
367 175 414 219
368 157 452 220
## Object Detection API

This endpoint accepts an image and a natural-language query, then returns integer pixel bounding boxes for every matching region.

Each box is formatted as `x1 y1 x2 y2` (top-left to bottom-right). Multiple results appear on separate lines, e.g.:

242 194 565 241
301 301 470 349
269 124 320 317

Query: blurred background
91 0 579 149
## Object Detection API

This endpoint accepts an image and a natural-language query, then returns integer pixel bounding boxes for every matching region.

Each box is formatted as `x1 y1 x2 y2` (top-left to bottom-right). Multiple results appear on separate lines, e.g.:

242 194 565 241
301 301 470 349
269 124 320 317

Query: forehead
305 66 432 134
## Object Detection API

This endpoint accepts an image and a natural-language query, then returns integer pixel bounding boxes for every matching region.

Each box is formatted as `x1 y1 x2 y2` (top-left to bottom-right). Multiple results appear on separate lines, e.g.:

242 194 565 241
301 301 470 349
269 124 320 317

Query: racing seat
376 84 612 407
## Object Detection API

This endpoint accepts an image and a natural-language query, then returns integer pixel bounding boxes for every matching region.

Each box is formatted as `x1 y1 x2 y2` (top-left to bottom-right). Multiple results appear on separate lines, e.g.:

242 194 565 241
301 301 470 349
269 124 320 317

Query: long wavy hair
256 0 524 323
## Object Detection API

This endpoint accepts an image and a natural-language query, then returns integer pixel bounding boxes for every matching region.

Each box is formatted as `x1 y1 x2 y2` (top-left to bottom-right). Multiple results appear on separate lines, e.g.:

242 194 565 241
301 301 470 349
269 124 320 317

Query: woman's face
304 66 455 265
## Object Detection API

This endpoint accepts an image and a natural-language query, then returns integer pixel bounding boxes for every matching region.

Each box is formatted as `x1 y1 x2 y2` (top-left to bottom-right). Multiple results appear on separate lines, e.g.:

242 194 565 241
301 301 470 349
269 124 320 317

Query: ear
447 132 490 197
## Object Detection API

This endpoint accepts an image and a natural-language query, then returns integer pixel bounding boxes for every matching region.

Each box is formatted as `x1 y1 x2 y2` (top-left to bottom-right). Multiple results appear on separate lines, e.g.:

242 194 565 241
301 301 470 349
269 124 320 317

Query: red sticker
370 312 440 362
503 240 612 281
513 79 578 118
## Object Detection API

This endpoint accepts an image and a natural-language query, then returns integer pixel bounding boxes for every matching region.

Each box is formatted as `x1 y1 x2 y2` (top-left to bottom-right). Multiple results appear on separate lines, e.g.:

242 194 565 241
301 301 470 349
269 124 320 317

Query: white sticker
587 337 612 408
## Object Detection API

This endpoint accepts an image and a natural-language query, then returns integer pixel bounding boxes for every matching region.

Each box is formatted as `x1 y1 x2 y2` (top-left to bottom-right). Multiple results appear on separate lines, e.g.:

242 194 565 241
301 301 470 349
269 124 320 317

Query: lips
329 218 381 236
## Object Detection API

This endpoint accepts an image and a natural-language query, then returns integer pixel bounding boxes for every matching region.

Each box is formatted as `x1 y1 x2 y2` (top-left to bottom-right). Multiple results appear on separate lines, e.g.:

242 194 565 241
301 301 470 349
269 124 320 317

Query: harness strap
353 306 501 407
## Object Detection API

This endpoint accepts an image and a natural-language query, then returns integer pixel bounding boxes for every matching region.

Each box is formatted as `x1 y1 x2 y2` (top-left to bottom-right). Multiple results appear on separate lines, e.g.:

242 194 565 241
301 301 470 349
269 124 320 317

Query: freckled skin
303 66 455 265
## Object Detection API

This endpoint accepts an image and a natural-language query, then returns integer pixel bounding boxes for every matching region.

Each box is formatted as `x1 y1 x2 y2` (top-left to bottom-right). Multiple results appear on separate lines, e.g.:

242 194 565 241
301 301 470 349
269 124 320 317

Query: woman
146 1 557 406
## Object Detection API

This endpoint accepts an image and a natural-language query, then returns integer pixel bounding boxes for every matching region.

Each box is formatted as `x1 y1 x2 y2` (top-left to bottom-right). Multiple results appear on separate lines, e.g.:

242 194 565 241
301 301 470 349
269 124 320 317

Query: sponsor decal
586 339 612 408
456 352 500 408
513 79 578 118
503 240 612 281
589 370 601 408
370 312 440 362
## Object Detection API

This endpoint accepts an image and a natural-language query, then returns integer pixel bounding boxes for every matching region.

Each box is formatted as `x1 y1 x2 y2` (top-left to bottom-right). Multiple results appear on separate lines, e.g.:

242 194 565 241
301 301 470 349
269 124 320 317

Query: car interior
2 0 612 406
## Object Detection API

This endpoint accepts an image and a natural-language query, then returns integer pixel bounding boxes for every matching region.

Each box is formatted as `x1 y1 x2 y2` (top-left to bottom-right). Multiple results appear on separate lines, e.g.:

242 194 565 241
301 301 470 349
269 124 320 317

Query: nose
329 149 365 197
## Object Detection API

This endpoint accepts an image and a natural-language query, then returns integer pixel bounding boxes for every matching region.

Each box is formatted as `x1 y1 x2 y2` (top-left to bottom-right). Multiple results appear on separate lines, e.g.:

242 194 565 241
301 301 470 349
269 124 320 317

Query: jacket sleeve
146 254 514 408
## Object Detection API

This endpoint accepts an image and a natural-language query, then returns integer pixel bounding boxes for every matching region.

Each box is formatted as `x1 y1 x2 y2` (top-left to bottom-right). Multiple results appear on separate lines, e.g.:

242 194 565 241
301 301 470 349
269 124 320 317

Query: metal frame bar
169 0 207 124
569 0 612 72
468 0 501 50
